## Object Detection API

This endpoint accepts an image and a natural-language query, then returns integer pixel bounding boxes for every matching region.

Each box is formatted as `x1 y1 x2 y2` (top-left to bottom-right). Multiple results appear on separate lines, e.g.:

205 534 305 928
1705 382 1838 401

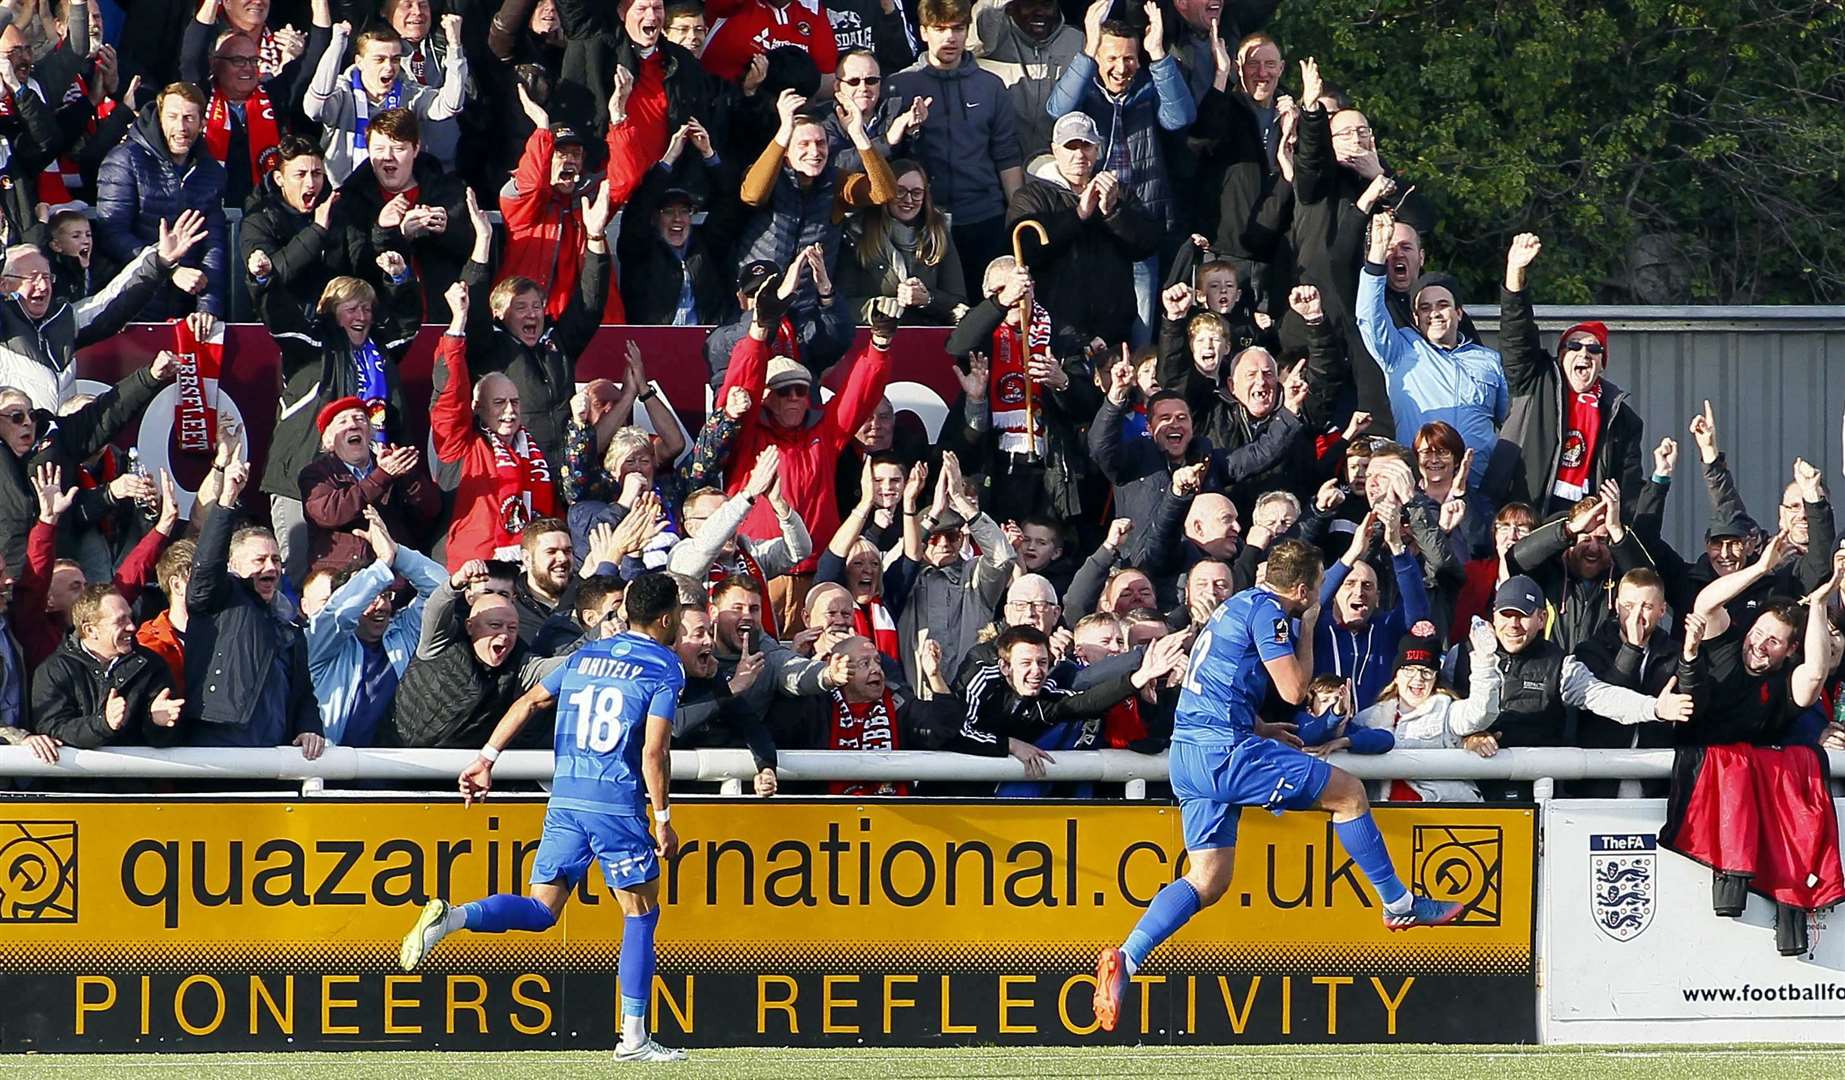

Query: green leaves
1269 0 1845 302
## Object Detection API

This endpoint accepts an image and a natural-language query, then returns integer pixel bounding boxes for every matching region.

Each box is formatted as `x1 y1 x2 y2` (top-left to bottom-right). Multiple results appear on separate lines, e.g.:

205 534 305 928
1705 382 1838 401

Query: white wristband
653 807 671 824
478 744 501 763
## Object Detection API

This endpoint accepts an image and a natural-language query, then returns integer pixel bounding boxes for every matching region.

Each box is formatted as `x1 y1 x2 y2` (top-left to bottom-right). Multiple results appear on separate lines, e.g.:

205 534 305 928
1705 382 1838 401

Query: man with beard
96 83 228 319
672 601 780 796
1312 505 1430 710
1508 480 1654 653
1561 567 1694 795
773 634 963 795
708 574 851 718
28 584 184 755
392 558 568 747
300 507 447 747
1498 233 1645 515
241 137 344 314
184 448 325 758
971 0 1081 160
298 394 440 574
1451 576 1566 797
511 518 578 645
1357 210 1505 487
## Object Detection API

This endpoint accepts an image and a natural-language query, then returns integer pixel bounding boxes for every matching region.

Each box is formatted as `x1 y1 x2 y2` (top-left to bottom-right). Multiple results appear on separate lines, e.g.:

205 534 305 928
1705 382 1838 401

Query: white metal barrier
2 745 1839 784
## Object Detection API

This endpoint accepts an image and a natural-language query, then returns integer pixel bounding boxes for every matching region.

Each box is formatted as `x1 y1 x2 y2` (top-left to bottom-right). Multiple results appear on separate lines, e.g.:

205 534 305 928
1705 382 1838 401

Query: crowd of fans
0 0 1840 800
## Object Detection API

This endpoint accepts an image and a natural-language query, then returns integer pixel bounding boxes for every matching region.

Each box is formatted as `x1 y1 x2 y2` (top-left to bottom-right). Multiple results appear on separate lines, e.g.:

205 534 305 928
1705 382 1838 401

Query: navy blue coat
95 107 229 318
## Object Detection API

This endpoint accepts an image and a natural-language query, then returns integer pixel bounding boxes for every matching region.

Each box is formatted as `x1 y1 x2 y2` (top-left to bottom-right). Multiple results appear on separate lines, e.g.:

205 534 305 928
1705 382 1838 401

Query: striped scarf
988 301 1053 455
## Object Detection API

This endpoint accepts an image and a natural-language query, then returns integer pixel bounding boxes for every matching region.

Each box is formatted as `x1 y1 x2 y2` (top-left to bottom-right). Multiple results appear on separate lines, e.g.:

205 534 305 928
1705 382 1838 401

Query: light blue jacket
1355 264 1507 489
307 547 448 744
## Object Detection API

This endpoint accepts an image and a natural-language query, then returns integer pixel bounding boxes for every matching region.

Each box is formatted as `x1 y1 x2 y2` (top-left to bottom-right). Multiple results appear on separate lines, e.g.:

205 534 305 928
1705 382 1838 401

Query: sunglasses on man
1563 340 1605 356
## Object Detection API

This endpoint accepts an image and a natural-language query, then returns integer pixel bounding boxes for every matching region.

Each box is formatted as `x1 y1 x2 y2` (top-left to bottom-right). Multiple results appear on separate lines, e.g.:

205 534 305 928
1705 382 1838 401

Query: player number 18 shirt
542 632 685 817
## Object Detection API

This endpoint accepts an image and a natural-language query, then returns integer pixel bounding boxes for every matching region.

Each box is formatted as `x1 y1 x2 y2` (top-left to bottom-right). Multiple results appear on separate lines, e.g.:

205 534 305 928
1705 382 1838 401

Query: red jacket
718 335 890 573
429 334 560 570
702 0 839 82
499 127 625 323
604 53 670 211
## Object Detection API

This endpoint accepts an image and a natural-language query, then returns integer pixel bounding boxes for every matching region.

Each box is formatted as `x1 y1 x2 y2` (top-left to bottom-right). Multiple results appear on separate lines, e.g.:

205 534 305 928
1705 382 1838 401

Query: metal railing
3 745 1839 785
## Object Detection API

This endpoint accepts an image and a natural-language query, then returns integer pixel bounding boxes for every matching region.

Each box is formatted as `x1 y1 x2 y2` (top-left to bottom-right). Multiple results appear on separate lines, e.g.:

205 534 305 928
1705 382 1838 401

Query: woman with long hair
839 159 969 326
1354 622 1501 802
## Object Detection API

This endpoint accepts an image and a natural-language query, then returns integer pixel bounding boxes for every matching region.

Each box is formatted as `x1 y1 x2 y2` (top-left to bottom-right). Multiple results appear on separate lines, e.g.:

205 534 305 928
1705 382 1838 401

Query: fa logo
1589 834 1655 942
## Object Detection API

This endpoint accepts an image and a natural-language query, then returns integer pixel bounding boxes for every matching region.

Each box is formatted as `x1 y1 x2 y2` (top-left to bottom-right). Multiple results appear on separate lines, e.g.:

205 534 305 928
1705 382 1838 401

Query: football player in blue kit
399 572 690 1063
1091 539 1465 1031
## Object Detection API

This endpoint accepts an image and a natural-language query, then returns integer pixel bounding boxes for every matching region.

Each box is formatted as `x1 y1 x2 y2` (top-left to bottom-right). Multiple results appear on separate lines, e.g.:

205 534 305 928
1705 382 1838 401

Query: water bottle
124 447 160 518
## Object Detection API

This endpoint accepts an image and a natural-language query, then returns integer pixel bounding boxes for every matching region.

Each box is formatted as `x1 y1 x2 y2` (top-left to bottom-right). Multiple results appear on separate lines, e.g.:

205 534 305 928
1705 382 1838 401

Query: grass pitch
3 1046 1843 1079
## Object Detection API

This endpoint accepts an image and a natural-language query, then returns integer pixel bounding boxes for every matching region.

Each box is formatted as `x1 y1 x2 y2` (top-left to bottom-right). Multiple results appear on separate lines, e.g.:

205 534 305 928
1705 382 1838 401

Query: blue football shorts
1170 737 1333 852
529 806 660 891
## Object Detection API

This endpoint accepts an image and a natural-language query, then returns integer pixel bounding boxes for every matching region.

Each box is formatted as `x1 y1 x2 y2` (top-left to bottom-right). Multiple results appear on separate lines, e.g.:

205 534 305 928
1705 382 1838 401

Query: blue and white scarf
349 69 406 167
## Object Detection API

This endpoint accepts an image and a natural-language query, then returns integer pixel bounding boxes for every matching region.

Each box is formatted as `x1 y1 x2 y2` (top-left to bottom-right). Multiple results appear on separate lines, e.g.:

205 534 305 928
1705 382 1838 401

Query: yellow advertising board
0 798 1534 1049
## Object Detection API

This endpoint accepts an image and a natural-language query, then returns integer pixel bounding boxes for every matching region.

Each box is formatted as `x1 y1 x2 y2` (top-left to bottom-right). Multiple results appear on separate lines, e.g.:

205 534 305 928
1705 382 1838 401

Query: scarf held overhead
173 316 226 455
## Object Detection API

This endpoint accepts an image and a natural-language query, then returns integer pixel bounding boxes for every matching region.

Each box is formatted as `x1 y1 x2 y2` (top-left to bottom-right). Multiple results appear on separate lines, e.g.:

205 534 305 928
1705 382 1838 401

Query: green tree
1270 0 1845 303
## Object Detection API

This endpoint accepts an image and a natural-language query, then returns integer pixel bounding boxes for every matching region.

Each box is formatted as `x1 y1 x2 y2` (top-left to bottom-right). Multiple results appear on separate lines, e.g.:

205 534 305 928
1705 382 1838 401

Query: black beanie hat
1394 620 1441 673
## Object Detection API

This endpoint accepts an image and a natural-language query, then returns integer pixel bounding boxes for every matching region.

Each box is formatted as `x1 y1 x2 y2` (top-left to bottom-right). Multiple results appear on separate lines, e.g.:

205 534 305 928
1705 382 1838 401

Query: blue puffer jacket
95 107 228 318
1047 52 1196 230
736 164 843 311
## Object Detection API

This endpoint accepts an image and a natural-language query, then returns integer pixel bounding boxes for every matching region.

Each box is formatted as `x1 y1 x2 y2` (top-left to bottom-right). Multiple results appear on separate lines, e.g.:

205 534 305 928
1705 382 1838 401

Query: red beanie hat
1557 320 1610 361
316 396 368 434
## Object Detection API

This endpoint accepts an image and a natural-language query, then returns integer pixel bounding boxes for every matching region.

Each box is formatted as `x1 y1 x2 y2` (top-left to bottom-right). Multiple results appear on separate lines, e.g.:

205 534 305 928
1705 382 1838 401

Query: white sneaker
614 1038 688 1063
399 898 451 972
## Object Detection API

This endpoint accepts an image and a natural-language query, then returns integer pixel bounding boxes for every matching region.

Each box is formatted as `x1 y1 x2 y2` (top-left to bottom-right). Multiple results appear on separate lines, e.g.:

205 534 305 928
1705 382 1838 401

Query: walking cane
1010 220 1049 464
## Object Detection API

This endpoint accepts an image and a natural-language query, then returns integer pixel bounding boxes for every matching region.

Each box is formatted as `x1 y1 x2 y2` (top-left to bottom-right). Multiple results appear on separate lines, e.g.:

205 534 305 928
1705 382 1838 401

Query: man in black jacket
1090 381 1209 531
329 108 474 307
1006 111 1160 349
455 188 610 469
617 180 728 326
241 136 344 315
182 453 325 757
29 584 185 756
1508 481 1654 654
1455 574 1566 798
1497 233 1645 516
1561 567 1692 795
392 559 566 748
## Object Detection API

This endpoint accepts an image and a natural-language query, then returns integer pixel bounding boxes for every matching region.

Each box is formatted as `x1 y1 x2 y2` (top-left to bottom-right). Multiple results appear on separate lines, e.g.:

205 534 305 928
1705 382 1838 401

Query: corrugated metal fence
1472 306 1845 559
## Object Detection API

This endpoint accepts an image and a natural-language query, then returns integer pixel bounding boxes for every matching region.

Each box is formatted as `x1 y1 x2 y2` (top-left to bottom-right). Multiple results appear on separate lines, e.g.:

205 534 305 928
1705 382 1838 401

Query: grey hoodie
886 52 1021 227
969 0 1082 162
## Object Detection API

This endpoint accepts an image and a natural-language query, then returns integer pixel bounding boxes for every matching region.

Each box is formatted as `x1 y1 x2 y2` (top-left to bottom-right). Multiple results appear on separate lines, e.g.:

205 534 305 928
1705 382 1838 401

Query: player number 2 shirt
1173 587 1295 747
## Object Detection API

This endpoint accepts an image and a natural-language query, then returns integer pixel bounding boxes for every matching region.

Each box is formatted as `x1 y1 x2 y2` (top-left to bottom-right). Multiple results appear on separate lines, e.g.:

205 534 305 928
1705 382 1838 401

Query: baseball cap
1705 517 1754 541
925 509 967 537
550 126 588 148
660 186 700 209
764 355 812 391
1052 111 1102 148
739 259 781 296
1492 575 1543 617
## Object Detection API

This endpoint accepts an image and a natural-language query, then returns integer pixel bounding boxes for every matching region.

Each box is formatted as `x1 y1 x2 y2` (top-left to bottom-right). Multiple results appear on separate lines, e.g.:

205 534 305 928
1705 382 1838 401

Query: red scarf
1101 695 1147 749
853 600 899 664
486 427 555 557
1555 381 1603 500
204 85 282 185
988 301 1052 455
826 689 908 796
173 317 224 454
709 546 777 638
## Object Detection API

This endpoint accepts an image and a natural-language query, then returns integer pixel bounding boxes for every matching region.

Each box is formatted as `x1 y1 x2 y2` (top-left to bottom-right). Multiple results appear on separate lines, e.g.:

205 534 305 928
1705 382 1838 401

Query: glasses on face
0 410 28 425
1416 446 1453 460
1709 538 1748 555
771 385 811 399
1563 340 1605 356
840 75 881 87
3 271 52 287
1008 600 1059 613
216 53 261 67
1334 125 1373 138
893 186 926 203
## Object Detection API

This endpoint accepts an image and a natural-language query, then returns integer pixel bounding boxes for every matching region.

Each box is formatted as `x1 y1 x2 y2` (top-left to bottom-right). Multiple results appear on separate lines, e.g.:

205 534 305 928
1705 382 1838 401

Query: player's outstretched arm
643 712 678 858
459 682 559 806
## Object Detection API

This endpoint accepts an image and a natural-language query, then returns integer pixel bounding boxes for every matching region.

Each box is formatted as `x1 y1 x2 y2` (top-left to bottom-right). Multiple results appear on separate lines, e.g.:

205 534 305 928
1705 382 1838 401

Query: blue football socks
1333 813 1409 908
1121 878 1201 974
460 893 558 933
620 907 662 1023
